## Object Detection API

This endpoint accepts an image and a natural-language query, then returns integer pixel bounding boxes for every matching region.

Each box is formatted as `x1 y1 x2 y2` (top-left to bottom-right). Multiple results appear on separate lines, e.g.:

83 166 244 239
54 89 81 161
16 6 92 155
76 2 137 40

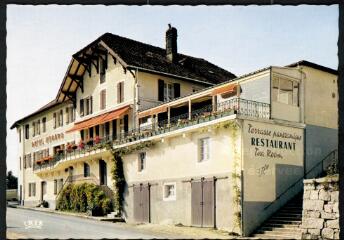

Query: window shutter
66 108 69 124
80 99 84 117
53 113 56 129
90 96 93 114
120 82 124 103
174 83 180 98
117 83 120 103
158 79 164 101
54 180 57 195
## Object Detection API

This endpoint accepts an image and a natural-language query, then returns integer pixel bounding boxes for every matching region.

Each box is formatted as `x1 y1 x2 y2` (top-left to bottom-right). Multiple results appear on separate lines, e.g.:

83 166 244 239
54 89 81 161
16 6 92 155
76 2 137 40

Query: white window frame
199 137 210 162
164 82 174 101
163 182 176 201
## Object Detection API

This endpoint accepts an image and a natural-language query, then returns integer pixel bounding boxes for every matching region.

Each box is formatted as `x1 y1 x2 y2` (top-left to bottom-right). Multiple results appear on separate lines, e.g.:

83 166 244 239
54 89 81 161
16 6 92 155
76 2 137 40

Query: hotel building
11 26 338 236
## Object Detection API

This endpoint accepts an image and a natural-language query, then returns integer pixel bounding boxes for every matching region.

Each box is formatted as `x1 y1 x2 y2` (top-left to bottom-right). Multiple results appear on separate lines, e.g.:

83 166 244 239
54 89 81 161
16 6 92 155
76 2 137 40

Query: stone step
252 233 301 239
256 229 302 235
263 223 301 229
270 216 302 221
277 212 302 217
260 226 302 232
266 219 301 225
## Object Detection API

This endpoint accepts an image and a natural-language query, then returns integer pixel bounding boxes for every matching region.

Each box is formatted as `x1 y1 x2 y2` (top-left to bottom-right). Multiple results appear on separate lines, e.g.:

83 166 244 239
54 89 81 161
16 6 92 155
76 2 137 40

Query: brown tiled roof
74 33 237 85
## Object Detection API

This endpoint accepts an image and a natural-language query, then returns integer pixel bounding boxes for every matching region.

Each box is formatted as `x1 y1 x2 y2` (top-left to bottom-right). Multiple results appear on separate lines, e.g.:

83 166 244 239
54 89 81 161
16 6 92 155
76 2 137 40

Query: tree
6 171 17 189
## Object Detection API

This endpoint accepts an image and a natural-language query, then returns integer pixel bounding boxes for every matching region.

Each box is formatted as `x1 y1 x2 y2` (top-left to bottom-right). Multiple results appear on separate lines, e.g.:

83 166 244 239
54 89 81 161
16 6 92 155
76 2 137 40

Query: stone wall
301 175 339 239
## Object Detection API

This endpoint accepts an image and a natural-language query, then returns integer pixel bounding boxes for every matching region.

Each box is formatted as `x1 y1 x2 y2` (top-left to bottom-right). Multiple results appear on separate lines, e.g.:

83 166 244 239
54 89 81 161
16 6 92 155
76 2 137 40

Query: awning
211 83 237 96
138 105 168 118
66 106 130 133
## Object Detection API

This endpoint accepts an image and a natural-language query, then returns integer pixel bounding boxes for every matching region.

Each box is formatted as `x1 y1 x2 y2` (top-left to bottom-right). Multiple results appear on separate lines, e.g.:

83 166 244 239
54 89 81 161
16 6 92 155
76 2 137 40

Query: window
54 180 57 195
163 183 176 201
66 106 74 124
272 76 299 106
100 89 106 110
24 153 32 168
164 82 174 101
42 117 46 133
99 57 106 84
80 97 92 117
199 137 210 162
117 82 124 103
19 157 21 170
158 80 180 102
138 152 146 172
28 183 36 197
59 110 63 127
25 124 29 139
84 163 90 177
19 128 21 142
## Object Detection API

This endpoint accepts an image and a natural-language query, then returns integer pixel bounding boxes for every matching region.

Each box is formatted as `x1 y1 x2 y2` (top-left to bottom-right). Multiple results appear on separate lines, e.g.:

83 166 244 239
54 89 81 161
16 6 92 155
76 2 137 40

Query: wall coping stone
304 175 339 184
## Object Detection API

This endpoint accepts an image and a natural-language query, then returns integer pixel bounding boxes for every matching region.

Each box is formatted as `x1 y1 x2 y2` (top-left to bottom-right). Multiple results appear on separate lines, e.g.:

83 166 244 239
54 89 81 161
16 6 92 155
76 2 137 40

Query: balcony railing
33 98 269 171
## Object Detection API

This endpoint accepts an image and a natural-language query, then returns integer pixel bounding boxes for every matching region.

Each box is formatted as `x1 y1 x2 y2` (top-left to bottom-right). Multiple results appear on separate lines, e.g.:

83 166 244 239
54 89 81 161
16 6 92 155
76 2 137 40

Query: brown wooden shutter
90 96 93 114
66 108 69 124
53 113 57 129
158 80 164 101
174 83 180 98
117 83 121 103
120 82 124 103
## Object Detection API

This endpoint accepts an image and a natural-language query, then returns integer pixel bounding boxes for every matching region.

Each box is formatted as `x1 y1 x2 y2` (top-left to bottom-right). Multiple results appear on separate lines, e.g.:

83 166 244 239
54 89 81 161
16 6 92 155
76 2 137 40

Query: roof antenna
168 23 172 29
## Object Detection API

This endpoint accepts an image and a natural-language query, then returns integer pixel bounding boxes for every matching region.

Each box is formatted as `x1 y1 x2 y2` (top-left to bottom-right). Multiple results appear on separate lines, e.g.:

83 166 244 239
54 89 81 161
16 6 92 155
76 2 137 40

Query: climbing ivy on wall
224 120 242 234
105 141 155 215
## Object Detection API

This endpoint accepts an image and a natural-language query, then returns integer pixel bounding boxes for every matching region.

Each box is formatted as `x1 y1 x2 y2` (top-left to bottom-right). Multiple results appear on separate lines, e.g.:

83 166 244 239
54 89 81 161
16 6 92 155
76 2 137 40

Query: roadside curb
13 205 109 222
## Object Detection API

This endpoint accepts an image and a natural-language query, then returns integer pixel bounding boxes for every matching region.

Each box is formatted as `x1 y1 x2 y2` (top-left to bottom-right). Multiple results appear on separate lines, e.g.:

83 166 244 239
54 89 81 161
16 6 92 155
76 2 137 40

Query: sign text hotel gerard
31 133 64 148
248 123 302 159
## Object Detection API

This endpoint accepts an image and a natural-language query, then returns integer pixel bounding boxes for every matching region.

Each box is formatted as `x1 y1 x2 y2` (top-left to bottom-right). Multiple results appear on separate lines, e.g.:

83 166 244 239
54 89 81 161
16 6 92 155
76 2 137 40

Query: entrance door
133 184 150 223
41 181 47 202
191 178 215 227
99 160 107 185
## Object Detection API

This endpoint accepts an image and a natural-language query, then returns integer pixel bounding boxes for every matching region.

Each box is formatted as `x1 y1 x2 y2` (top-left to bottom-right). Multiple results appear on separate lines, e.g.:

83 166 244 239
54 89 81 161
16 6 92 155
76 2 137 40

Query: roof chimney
166 24 178 63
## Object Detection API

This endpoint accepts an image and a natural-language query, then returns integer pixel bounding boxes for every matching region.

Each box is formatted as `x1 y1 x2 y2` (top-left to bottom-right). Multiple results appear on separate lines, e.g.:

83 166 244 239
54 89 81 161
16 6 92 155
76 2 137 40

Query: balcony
33 98 269 172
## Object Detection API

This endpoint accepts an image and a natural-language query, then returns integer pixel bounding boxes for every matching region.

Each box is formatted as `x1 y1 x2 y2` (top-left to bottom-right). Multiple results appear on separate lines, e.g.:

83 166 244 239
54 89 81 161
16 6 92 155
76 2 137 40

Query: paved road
6 207 162 239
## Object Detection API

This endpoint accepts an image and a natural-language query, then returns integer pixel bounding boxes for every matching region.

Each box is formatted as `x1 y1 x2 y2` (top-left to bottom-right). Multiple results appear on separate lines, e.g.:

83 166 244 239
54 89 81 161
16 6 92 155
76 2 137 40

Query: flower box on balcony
94 136 101 144
78 140 85 149
87 138 94 146
72 144 78 150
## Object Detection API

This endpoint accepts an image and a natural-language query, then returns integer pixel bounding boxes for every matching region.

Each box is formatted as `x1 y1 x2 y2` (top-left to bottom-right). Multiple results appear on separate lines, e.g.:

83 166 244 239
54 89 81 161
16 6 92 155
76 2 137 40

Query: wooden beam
68 74 83 81
74 56 91 77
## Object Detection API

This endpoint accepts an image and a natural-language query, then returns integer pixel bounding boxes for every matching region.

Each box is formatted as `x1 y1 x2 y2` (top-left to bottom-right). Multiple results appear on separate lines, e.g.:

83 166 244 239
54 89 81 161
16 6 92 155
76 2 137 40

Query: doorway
133 183 150 223
191 178 215 227
99 160 107 185
41 181 47 202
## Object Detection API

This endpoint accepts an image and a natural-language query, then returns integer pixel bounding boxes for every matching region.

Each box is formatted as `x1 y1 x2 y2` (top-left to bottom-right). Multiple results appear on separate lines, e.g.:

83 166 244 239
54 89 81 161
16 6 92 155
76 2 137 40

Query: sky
6 5 338 176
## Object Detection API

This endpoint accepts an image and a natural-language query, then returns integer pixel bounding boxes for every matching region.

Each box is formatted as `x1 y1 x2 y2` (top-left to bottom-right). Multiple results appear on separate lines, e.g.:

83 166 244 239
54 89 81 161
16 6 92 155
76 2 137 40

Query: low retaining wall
301 175 339 239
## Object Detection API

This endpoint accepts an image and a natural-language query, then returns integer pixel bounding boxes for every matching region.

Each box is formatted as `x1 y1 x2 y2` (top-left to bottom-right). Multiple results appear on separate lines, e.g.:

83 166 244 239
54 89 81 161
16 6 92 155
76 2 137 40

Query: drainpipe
133 68 139 130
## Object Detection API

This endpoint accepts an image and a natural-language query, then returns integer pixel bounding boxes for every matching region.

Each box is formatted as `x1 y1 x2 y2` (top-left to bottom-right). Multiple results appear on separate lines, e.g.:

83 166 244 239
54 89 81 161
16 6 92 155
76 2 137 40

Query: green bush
56 183 113 216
